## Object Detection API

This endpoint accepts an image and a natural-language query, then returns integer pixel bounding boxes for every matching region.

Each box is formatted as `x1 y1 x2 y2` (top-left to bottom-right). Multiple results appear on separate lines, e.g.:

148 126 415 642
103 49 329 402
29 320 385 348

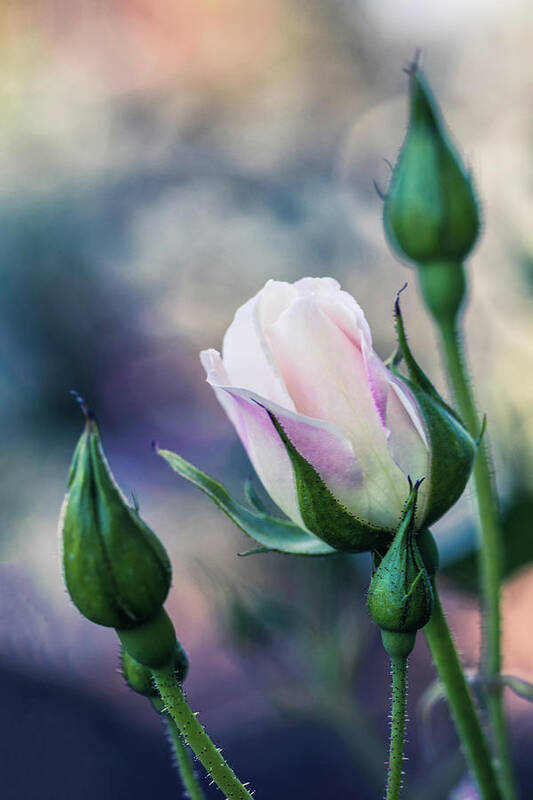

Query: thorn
151 440 159 452
407 475 413 491
383 158 394 173
131 490 140 514
373 179 386 200
414 477 425 490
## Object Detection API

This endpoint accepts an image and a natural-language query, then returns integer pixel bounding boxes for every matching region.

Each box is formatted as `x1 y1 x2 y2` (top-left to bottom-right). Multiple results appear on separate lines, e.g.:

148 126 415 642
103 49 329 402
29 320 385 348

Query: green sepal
117 607 176 669
61 414 172 629
368 480 433 637
122 647 160 697
266 411 392 554
392 295 476 527
121 639 189 698
157 448 336 556
383 65 480 266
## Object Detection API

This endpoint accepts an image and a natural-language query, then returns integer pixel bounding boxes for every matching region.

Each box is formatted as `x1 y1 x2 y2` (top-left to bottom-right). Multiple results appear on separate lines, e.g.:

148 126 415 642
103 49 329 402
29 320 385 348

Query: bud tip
70 389 94 421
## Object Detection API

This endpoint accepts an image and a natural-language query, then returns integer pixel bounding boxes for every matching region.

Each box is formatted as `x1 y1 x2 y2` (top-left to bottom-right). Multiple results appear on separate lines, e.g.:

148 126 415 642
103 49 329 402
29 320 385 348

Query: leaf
157 448 336 557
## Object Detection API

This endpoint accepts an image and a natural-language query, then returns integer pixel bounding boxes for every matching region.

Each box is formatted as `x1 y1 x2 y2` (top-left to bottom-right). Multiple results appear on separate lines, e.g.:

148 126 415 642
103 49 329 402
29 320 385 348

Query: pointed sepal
266 410 392 554
157 447 336 556
392 295 476 527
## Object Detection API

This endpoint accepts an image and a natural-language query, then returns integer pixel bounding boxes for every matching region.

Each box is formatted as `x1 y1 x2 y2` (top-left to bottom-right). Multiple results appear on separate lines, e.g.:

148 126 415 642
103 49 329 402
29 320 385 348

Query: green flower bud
368 480 434 657
60 403 172 629
383 63 480 267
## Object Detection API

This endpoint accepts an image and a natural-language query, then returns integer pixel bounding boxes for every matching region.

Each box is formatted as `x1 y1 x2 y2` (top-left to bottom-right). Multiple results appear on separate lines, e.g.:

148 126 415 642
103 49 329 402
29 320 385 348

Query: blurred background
1 1 532 797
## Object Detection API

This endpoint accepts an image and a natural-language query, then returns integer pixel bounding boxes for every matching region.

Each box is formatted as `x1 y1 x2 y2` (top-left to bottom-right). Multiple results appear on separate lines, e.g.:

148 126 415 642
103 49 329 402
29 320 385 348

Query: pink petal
264 295 410 526
225 387 365 509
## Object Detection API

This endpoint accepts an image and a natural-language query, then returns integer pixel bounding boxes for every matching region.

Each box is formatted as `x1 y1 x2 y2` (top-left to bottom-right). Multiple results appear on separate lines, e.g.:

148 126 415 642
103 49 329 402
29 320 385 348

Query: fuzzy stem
153 665 254 800
424 582 501 800
165 715 206 800
438 317 516 800
386 655 408 800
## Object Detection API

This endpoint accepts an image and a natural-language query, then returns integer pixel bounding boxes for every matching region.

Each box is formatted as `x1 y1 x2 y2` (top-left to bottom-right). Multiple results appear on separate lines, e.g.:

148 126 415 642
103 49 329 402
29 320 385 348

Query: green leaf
157 448 336 557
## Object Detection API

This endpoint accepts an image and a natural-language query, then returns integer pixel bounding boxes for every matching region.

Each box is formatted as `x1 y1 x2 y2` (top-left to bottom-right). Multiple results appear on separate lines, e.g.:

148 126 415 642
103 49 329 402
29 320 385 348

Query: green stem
153 665 254 800
438 316 516 800
165 715 206 800
424 582 501 800
386 655 408 800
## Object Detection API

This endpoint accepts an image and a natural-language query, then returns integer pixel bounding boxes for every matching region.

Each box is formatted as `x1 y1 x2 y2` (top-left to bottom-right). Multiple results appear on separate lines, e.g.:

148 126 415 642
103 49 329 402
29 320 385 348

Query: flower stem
386 655 408 800
438 317 516 800
164 714 206 799
424 581 501 800
153 665 254 800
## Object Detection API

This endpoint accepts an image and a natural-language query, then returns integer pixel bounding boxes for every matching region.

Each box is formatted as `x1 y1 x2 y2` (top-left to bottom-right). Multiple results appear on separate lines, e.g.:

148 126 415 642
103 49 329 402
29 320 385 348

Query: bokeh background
1 1 532 798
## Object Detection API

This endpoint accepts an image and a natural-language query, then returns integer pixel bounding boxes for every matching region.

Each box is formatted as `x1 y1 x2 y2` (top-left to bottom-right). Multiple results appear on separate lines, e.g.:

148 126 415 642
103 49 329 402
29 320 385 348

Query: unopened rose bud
196 278 475 555
384 63 480 270
60 402 172 630
367 480 433 658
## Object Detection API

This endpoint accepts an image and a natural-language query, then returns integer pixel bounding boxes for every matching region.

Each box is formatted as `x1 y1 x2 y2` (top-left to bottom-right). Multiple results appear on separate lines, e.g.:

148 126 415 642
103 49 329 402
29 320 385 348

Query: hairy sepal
265 411 391 554
393 296 476 527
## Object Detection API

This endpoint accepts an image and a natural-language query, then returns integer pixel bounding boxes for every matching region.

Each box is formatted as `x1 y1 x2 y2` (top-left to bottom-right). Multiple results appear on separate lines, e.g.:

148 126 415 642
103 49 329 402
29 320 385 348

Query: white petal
386 379 431 520
265 293 409 526
221 284 295 408
220 387 365 519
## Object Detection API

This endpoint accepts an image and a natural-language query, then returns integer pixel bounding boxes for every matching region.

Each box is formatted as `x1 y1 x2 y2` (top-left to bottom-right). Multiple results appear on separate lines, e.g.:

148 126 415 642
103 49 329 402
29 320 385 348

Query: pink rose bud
200 278 475 553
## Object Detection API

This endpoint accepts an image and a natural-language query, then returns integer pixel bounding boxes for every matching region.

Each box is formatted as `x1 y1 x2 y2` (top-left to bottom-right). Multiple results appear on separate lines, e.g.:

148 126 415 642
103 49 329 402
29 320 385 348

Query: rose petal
222 283 295 409
200 352 302 524
264 297 411 525
225 387 365 507
294 277 373 349
200 349 247 442
386 379 430 519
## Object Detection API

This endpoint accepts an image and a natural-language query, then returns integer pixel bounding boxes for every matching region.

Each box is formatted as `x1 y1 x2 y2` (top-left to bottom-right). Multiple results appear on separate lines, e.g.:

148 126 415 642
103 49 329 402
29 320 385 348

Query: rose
200 277 475 553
